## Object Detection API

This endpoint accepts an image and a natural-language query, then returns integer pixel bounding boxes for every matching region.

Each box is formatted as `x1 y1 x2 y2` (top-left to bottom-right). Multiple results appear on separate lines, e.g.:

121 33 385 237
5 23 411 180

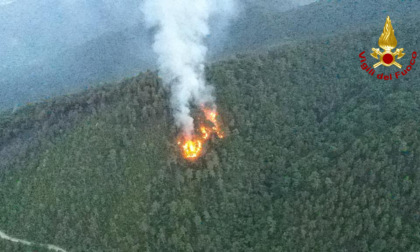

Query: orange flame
179 139 203 160
178 107 224 160
202 108 224 139
201 126 210 140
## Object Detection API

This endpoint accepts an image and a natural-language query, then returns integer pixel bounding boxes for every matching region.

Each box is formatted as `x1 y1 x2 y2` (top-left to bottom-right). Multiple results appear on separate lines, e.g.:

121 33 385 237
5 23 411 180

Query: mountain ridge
2 0 420 110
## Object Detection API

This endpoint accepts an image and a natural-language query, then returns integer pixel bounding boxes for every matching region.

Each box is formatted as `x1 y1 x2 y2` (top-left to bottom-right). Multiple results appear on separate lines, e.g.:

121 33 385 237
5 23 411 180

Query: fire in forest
143 0 234 160
177 107 224 160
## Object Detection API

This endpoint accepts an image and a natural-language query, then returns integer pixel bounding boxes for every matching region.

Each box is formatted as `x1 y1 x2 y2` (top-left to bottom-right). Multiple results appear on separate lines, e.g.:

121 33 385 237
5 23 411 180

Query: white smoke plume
142 0 236 137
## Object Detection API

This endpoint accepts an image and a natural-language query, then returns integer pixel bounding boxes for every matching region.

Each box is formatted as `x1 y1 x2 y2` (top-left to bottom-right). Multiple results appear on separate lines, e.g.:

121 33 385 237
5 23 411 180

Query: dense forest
1 7 420 252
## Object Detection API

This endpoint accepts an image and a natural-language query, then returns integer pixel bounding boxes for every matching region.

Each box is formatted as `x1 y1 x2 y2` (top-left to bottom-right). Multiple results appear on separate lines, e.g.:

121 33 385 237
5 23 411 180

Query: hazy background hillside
0 0 316 110
3 0 420 110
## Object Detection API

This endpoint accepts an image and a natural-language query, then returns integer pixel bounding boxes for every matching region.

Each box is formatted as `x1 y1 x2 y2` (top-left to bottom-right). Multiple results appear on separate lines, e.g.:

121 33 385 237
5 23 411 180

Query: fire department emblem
371 16 405 68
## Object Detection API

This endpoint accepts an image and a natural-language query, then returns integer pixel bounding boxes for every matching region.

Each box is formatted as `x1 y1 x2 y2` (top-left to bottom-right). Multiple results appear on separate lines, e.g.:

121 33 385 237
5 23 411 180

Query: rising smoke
142 0 237 137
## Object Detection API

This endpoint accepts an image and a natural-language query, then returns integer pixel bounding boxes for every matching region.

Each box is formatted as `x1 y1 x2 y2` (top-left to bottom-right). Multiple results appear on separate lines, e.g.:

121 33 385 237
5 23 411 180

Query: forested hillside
216 0 420 56
1 10 420 252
